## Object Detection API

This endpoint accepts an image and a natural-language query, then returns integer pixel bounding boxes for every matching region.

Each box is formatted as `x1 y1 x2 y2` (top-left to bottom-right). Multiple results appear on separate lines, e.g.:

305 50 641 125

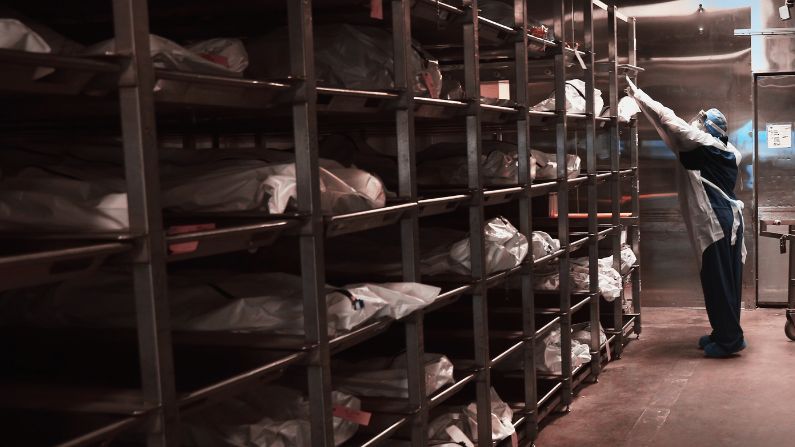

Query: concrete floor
535 307 795 447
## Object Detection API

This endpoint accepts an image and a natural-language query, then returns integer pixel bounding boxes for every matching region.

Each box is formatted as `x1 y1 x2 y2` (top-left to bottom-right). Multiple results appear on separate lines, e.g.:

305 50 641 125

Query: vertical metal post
554 0 573 410
607 5 624 358
392 1 426 445
111 1 178 445
513 0 538 440
583 0 602 379
789 226 795 312
463 2 491 445
629 17 642 336
288 1 334 445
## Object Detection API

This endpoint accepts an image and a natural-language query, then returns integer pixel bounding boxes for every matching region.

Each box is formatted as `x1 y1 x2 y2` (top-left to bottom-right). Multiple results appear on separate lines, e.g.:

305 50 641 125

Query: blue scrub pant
700 207 744 351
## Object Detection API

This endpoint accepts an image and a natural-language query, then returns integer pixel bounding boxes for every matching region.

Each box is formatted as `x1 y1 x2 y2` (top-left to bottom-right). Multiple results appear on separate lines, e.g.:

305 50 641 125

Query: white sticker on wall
767 123 792 149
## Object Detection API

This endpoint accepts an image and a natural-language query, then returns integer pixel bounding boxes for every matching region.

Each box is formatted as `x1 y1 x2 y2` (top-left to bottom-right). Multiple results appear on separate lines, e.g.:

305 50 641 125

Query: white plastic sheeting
536 324 592 375
417 150 537 186
534 245 638 301
0 158 385 232
532 231 560 260
182 386 360 447
618 95 641 123
439 217 529 276
334 353 454 399
426 387 515 444
0 19 50 53
85 34 248 77
532 149 582 180
531 79 604 115
246 24 442 97
0 272 441 337
572 322 607 347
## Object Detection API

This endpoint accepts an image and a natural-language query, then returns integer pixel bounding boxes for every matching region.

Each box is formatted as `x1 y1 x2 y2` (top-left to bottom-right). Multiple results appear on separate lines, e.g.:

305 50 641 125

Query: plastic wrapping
0 158 385 232
427 387 515 444
536 324 592 374
530 79 604 114
85 34 248 77
0 19 50 53
572 322 607 347
532 149 582 180
246 24 441 97
334 353 455 398
445 217 529 276
182 386 360 447
534 256 623 301
0 272 441 336
532 231 560 260
618 95 641 123
417 150 536 186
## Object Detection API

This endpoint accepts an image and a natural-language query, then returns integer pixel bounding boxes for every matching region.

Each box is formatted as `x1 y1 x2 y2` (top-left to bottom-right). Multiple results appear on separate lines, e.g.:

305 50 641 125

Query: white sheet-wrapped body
426 387 515 444
85 34 248 77
0 19 50 53
536 324 592 374
531 149 582 180
0 272 440 336
0 158 385 232
530 79 604 114
182 386 360 447
334 353 454 398
443 217 529 276
246 24 441 97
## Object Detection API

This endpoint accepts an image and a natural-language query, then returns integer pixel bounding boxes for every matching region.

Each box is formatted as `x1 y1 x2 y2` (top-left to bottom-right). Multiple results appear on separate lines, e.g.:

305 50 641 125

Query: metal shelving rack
0 0 641 446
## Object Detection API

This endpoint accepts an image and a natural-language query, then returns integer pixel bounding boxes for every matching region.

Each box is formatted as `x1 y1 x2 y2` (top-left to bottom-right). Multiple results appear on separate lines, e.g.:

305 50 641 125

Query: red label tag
199 53 230 68
167 224 216 255
422 72 439 99
370 0 383 20
333 406 372 426
511 432 519 447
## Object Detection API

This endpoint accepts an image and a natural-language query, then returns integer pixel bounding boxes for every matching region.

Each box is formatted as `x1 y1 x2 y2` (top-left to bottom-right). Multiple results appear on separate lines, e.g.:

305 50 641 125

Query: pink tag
333 406 372 426
167 224 216 255
199 53 230 68
422 72 439 99
370 0 383 19
511 432 519 447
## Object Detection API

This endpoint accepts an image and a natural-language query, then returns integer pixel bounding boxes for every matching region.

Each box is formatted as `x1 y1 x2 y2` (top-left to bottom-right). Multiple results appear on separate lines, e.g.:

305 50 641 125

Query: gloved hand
625 75 639 97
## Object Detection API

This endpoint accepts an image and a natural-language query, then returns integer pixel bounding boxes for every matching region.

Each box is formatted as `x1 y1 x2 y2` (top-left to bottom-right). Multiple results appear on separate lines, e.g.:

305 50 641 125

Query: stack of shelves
0 0 642 446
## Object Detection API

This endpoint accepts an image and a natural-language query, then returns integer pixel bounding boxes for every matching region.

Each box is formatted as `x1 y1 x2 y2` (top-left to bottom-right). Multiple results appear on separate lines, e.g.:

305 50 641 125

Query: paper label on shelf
445 426 475 447
511 432 519 447
167 224 216 255
169 241 200 254
370 0 384 19
333 405 372 426
767 123 792 149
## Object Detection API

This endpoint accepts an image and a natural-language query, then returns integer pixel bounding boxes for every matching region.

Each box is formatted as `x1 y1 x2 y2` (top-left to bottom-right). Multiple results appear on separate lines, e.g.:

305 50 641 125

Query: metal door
755 73 795 305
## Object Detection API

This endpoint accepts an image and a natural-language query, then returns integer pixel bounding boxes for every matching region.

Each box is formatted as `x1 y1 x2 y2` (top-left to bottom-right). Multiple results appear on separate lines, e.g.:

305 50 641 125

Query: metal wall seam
287 1 334 445
111 0 179 445
513 0 539 441
391 0 427 445
462 1 491 445
607 4 624 359
554 0 574 410
628 17 643 337
584 0 602 381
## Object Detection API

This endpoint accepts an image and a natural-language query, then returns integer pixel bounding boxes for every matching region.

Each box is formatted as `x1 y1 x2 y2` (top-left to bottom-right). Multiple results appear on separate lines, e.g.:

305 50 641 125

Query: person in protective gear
626 76 747 358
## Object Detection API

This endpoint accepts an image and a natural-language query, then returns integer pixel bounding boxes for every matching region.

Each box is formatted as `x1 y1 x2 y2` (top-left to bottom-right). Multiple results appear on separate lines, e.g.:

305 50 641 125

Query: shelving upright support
287 1 334 445
112 0 178 445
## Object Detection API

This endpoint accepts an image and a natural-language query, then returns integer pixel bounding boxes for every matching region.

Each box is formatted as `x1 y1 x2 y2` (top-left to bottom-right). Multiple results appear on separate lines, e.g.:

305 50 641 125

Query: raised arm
625 76 715 152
